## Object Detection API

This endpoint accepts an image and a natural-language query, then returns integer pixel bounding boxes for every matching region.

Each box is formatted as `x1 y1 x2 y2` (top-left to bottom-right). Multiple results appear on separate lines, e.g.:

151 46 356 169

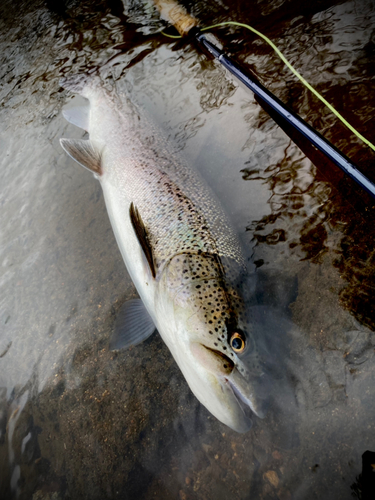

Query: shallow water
1 0 375 498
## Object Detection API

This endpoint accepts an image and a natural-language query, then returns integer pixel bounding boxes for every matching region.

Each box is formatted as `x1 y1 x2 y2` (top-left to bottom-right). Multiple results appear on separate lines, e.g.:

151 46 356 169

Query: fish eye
230 332 245 353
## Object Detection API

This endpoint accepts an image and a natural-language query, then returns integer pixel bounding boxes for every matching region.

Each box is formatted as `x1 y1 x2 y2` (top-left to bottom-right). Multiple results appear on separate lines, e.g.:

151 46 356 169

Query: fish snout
190 342 269 421
226 367 271 419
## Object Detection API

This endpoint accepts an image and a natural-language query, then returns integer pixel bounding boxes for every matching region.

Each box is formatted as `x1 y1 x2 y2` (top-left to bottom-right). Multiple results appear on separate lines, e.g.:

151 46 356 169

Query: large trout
60 74 268 432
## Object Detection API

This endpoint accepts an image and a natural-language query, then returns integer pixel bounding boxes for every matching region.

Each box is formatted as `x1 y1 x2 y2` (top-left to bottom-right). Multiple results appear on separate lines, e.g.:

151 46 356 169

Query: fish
59 73 269 433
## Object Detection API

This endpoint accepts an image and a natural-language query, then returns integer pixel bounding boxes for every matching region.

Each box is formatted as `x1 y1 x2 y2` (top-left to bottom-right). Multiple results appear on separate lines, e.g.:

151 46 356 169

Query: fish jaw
174 340 254 433
226 365 269 419
188 341 269 427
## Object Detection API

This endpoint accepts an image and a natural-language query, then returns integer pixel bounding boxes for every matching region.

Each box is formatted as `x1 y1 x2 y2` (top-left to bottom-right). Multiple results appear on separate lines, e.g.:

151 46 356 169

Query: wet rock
263 470 279 488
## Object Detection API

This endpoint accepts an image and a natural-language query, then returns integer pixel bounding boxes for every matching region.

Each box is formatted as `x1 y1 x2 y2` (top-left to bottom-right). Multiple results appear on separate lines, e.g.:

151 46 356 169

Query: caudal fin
62 105 89 131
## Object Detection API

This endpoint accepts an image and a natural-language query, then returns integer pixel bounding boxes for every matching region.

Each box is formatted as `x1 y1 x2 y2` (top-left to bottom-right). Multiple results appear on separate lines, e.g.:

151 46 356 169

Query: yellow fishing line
161 31 182 38
161 21 375 152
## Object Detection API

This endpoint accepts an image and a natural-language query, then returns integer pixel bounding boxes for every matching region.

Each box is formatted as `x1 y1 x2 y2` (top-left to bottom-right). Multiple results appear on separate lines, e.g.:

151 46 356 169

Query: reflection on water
1 0 375 498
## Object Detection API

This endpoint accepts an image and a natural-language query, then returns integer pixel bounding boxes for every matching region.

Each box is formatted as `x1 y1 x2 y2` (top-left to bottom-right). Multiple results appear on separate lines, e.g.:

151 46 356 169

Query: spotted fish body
60 74 268 432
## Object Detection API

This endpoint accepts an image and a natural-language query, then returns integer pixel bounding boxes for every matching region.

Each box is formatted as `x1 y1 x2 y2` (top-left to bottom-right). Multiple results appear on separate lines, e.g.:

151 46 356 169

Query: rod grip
153 0 198 36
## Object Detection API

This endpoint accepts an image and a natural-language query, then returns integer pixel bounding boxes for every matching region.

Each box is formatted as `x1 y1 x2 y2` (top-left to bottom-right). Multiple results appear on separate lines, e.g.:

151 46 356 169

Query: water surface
1 0 375 498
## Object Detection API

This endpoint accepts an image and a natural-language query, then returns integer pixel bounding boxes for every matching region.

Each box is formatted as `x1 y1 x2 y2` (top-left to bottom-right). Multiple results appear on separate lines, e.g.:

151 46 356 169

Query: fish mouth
225 370 268 420
201 345 235 370
225 376 257 420
200 345 267 419
187 342 266 432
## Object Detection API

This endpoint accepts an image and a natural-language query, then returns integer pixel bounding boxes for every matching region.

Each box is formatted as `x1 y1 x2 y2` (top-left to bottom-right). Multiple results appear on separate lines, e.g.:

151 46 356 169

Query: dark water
1 0 375 498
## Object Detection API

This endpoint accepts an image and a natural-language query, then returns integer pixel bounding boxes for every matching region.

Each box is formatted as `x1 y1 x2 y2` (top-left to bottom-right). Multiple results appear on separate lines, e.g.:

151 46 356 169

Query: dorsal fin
60 138 102 175
129 202 156 278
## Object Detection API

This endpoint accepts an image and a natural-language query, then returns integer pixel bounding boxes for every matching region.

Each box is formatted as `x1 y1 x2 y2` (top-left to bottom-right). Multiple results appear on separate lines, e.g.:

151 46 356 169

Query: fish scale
136 168 220 275
125 164 251 303
95 85 247 277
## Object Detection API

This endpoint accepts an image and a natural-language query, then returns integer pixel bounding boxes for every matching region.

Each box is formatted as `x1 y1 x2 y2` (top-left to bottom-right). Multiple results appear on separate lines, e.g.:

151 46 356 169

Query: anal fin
60 138 102 175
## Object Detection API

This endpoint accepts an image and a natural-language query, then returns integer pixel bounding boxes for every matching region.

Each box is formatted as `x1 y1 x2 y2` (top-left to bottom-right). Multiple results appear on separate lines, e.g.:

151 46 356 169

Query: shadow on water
350 450 375 500
1 0 375 499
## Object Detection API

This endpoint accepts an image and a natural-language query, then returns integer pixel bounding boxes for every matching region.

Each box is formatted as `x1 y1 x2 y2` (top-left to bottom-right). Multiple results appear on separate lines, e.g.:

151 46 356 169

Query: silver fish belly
59 74 268 433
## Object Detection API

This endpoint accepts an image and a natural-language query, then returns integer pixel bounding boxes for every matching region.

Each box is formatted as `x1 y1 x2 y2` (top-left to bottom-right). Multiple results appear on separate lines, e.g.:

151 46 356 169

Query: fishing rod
152 0 375 199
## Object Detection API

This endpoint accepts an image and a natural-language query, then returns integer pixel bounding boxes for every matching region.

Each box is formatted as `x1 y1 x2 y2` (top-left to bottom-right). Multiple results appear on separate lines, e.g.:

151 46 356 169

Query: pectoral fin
60 138 102 175
110 299 156 350
129 202 156 278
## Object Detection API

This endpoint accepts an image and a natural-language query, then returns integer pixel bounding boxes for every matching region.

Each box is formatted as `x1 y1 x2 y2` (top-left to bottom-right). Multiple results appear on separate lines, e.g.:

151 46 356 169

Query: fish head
157 252 270 433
